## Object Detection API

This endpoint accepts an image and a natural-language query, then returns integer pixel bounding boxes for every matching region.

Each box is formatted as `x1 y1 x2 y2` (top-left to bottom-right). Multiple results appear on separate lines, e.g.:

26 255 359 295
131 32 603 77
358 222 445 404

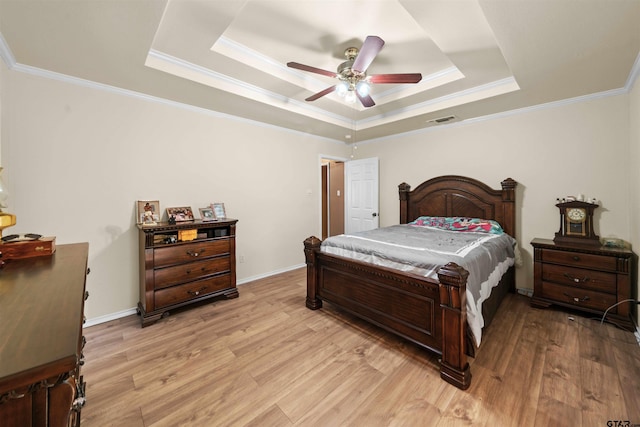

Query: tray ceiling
1 0 639 143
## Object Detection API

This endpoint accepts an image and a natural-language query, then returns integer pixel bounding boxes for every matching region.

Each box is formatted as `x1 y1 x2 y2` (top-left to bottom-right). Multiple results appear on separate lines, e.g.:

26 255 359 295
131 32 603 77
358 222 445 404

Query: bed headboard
399 175 517 238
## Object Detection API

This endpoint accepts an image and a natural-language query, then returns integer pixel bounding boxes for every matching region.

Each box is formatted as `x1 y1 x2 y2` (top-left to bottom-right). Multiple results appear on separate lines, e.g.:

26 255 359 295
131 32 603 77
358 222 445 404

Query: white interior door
345 157 379 233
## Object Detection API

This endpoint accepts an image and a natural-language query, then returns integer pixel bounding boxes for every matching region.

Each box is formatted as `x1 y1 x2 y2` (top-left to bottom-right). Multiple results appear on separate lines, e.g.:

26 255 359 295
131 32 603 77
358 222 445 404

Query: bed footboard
303 236 471 390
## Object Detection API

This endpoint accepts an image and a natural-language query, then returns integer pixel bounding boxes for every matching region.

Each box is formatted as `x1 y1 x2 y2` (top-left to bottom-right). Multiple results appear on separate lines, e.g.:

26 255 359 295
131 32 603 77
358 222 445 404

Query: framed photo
211 202 226 219
137 200 160 225
166 206 194 222
199 207 216 221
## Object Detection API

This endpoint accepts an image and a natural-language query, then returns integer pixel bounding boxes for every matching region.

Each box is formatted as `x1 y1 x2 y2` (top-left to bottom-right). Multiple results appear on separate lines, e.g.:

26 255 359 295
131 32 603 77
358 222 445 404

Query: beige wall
1 70 349 321
2 64 638 327
630 74 640 323
0 59 4 165
354 95 632 296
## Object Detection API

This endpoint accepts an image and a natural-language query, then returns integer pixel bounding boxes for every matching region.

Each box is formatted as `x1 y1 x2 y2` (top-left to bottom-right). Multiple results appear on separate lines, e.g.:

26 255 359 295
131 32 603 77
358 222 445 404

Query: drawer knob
563 273 589 284
186 249 206 257
564 292 590 303
188 286 208 297
572 256 580 261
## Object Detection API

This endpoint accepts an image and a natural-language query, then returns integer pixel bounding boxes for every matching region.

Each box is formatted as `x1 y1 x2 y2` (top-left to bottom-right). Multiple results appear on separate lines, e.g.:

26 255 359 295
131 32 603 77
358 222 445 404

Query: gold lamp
0 167 16 238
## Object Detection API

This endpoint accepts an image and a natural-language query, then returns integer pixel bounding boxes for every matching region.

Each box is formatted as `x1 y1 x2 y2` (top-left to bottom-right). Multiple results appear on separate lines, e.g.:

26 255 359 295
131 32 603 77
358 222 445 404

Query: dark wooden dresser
137 219 238 327
0 243 89 427
531 238 636 330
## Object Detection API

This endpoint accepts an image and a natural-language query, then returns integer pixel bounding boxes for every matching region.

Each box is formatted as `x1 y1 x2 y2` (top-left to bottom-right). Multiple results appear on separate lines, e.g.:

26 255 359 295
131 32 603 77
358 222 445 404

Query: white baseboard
83 264 306 328
84 308 138 328
236 263 304 285
516 288 533 297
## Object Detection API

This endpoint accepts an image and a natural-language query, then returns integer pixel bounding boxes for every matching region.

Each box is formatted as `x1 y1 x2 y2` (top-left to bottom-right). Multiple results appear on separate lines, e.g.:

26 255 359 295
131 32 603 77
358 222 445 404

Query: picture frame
166 206 195 222
137 200 160 226
199 207 216 221
211 202 226 219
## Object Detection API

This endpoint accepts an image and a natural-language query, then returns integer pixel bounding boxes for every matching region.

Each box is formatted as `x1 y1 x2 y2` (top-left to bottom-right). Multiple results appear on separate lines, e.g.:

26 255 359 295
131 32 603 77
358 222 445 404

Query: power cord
599 299 640 347
599 299 639 326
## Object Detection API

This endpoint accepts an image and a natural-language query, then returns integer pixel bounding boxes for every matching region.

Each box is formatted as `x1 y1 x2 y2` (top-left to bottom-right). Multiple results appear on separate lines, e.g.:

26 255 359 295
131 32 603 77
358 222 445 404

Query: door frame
318 154 348 239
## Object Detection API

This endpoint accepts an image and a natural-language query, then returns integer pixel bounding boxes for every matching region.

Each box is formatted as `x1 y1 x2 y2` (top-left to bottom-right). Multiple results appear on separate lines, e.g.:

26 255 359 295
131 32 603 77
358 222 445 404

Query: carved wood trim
318 253 438 291
0 371 75 404
398 176 518 239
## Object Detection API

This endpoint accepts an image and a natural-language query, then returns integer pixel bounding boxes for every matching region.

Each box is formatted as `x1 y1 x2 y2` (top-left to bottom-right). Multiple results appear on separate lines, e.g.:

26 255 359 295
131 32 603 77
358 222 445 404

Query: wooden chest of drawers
0 243 89 427
531 238 636 330
137 219 238 327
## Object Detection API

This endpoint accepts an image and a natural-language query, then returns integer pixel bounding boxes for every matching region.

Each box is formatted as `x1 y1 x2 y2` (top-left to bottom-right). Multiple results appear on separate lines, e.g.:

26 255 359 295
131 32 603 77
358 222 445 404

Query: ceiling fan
287 35 422 108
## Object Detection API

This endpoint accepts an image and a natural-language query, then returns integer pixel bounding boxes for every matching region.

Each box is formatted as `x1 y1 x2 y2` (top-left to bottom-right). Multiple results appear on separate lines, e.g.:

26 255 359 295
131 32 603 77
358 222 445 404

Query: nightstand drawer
541 264 616 294
154 256 231 290
541 249 617 271
540 281 616 313
155 274 231 309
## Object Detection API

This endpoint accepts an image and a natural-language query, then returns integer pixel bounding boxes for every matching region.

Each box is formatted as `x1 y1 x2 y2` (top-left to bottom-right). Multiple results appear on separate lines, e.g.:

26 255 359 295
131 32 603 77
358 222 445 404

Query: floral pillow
409 216 504 234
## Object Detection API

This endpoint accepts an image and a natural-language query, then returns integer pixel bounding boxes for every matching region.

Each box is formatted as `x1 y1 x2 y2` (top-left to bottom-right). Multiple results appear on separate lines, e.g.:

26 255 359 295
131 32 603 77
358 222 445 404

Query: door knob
372 213 378 217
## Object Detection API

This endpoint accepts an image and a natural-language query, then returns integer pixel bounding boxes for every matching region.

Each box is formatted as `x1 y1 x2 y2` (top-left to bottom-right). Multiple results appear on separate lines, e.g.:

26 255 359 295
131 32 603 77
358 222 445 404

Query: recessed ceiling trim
213 36 328 95
146 49 353 128
375 66 464 103
357 76 520 130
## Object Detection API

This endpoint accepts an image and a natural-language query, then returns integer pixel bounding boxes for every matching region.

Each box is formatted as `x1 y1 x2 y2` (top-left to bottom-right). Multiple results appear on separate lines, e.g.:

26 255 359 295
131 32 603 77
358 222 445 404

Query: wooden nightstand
531 238 636 330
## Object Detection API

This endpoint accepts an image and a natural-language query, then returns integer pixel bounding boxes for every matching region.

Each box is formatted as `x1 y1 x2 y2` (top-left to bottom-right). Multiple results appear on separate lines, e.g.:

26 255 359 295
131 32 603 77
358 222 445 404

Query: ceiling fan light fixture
356 81 370 97
287 35 421 108
345 91 357 104
336 81 349 97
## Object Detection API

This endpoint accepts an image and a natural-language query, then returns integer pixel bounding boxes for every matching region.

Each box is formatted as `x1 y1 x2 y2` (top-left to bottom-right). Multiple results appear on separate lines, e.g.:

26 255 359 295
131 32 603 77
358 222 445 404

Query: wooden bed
303 175 517 390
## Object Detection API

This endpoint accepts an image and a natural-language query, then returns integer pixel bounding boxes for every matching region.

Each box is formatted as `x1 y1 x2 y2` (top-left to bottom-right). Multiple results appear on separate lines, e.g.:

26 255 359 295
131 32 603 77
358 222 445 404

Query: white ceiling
1 0 639 143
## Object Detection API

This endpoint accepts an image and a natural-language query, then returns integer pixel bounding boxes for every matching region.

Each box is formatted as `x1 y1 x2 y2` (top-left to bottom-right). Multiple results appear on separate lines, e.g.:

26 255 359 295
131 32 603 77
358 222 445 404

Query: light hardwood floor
81 268 640 426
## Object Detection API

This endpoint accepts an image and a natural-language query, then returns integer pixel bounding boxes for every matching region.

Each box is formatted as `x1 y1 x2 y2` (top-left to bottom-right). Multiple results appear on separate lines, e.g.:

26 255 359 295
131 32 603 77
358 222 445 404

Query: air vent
426 115 458 125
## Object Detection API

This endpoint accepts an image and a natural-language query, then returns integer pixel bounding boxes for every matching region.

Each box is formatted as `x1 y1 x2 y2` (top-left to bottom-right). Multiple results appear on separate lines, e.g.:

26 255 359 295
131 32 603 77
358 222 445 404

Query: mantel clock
554 200 600 246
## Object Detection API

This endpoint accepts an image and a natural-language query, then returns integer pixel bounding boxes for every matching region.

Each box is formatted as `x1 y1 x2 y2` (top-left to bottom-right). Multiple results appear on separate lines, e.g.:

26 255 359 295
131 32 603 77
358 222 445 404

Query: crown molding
1 31 638 146
0 32 16 68
625 51 640 91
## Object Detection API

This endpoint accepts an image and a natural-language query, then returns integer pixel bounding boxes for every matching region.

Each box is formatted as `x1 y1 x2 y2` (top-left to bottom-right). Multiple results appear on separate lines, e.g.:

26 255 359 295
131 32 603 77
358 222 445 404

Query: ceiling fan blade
369 73 422 84
287 62 337 78
305 85 337 101
352 36 385 73
357 93 375 108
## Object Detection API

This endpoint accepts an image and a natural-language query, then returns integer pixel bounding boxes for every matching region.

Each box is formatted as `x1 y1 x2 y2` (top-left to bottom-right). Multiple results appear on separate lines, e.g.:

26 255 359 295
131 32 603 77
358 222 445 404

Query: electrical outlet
239 255 245 263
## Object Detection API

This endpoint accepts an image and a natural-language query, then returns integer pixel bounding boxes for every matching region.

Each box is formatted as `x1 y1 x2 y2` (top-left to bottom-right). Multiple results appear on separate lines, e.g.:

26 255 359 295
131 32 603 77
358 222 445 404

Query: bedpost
500 178 517 238
437 262 471 390
398 182 411 224
304 236 323 310
500 177 518 292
